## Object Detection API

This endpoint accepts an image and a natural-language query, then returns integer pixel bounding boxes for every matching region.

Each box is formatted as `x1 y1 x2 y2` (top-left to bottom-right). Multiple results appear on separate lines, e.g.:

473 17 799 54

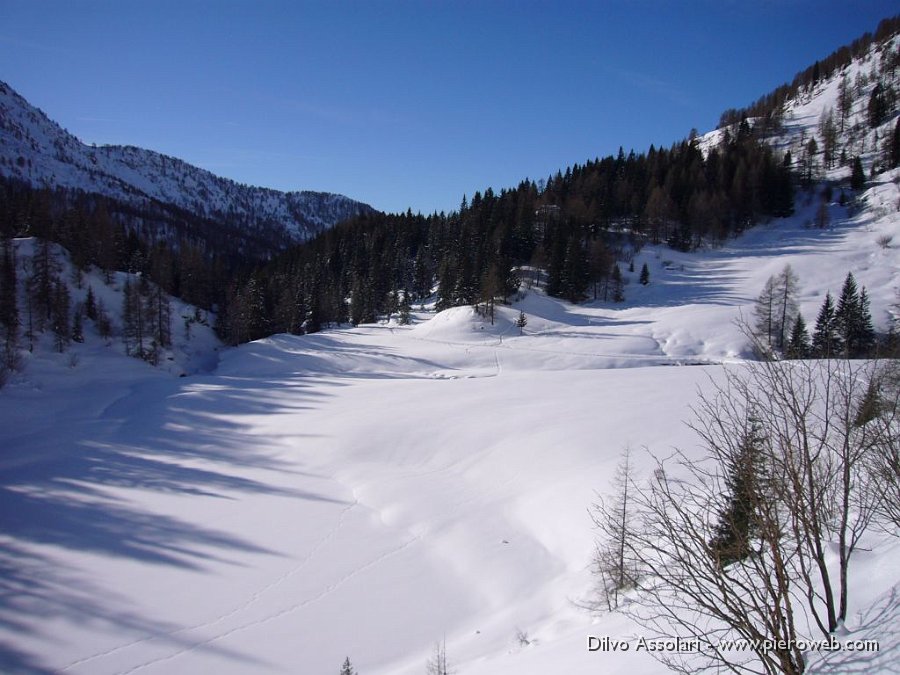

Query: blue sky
1 1 897 214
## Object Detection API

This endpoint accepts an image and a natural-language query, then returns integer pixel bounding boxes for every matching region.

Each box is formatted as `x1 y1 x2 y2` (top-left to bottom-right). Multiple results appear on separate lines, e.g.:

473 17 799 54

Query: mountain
1 17 900 675
0 80 374 247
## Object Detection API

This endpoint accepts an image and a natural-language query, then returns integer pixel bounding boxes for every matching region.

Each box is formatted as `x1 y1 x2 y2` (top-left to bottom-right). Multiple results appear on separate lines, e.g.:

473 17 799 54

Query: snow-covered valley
2 172 898 673
2 26 900 675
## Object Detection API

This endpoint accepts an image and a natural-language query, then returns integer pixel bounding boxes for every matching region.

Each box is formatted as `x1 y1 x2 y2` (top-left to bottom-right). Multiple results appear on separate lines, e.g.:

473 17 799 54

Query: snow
0 81 372 243
2 34 900 675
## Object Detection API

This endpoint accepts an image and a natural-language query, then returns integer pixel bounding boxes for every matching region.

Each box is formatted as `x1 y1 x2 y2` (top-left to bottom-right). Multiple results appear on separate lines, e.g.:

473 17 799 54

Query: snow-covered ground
2 35 900 675
2 174 898 674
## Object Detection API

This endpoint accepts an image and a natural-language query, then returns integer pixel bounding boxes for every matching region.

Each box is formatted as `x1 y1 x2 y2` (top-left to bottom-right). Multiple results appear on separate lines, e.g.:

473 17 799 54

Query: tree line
220 125 794 345
753 265 885 360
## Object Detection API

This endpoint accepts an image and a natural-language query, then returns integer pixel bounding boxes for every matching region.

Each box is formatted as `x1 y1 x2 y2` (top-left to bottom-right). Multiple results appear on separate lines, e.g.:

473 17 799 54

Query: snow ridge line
410 332 718 368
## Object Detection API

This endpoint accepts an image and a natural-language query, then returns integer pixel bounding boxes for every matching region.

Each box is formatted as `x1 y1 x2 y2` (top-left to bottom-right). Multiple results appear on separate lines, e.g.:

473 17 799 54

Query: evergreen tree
0 239 19 369
610 264 625 303
812 292 841 357
95 298 113 340
515 310 527 334
819 108 838 169
837 75 853 133
836 272 861 357
71 306 84 343
480 263 501 324
560 237 589 303
150 285 172 348
868 81 888 128
851 287 876 357
435 259 456 312
851 156 866 191
709 419 765 568
339 657 356 675
639 262 650 286
50 279 70 353
122 279 144 358
84 285 97 321
31 239 57 330
891 119 900 169
785 314 811 359
398 291 412 325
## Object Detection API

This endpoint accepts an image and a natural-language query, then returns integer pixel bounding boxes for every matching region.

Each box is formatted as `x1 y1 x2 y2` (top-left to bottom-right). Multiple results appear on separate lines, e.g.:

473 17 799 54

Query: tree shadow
807 586 900 673
0 364 347 671
0 541 271 673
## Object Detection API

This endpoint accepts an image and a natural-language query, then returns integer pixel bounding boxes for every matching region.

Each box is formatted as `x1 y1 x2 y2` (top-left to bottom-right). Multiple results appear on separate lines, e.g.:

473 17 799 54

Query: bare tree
591 446 640 610
426 638 452 675
861 360 900 531
753 266 799 355
606 353 896 674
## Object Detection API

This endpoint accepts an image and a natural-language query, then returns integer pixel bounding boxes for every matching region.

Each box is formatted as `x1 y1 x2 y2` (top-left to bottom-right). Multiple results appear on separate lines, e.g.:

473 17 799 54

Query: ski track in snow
119 526 422 675
59 497 361 673
3 39 900 675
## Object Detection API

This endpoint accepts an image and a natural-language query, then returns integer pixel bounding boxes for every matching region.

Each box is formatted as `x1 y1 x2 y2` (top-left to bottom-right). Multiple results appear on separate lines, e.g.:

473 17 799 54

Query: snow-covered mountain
1 25 900 675
0 80 374 244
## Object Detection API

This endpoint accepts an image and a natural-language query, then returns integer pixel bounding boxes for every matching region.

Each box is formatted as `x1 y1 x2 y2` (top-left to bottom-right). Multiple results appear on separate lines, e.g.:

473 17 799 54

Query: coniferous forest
220 125 793 344
8 14 900 352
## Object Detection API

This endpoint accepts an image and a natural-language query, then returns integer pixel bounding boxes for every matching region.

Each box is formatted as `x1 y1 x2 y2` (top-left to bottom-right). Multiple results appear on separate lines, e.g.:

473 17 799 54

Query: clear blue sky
1 1 896 215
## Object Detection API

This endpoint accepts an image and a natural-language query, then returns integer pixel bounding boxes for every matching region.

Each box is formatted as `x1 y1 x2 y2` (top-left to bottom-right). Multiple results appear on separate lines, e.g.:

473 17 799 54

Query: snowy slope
2 31 900 675
0 81 373 243
1 186 898 675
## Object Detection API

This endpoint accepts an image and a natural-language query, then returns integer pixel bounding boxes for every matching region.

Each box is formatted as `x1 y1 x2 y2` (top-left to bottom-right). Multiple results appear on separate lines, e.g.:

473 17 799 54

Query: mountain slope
0 80 374 245
1 20 900 675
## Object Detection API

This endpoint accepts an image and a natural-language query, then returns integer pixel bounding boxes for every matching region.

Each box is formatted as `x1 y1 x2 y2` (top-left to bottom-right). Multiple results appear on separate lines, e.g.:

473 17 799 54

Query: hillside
0 80 374 246
1 17 900 675
0 193 897 674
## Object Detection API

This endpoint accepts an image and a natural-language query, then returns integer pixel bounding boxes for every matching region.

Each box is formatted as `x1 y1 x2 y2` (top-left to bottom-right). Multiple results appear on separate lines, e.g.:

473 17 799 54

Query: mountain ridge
0 79 374 245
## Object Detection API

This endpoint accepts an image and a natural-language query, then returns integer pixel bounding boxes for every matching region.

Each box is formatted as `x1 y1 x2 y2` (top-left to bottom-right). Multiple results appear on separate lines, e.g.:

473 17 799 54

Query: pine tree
851 156 866 191
398 291 412 325
812 292 841 358
95 298 113 340
435 259 456 312
0 239 19 369
480 264 501 324
515 310 527 334
890 119 900 169
71 306 84 343
339 656 356 675
836 272 861 357
868 82 888 128
84 285 97 321
150 285 172 348
837 75 853 133
610 264 625 303
785 314 811 359
122 278 145 358
852 287 876 357
709 419 765 568
639 262 650 286
31 239 57 329
50 279 71 353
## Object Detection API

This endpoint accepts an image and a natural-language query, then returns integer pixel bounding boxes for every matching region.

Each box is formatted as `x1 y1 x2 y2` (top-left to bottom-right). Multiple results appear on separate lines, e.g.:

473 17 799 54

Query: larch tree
591 446 639 610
